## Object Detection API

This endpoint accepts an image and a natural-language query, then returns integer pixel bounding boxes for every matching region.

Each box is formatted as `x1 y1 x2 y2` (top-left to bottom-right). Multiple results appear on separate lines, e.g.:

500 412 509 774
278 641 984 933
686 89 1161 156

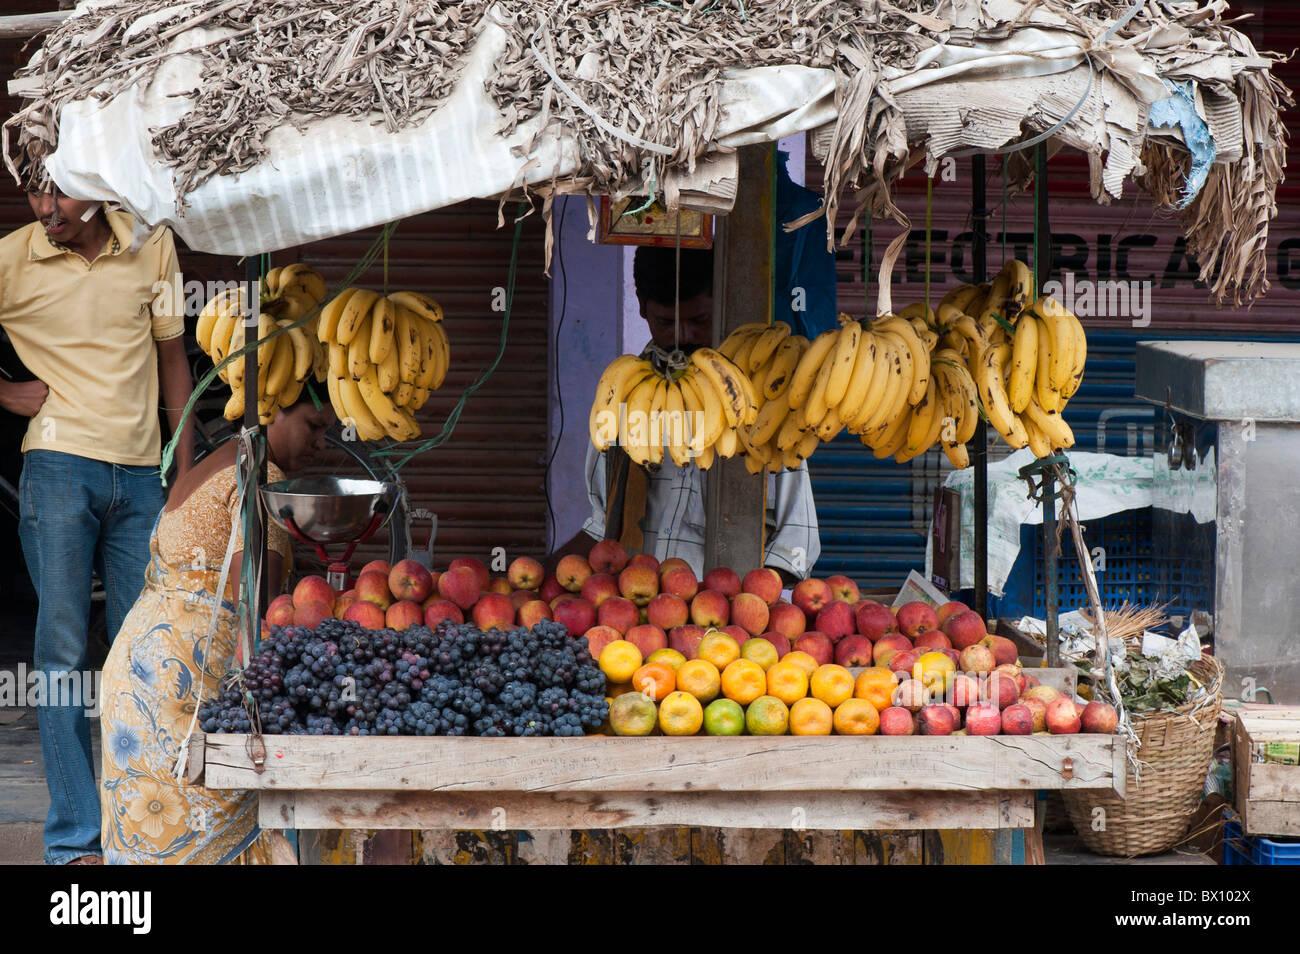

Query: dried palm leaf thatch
4 1 1289 304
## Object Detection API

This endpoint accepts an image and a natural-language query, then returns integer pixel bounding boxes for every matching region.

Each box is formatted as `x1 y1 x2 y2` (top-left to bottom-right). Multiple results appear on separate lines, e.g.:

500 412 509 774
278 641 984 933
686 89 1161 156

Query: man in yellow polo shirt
0 172 194 865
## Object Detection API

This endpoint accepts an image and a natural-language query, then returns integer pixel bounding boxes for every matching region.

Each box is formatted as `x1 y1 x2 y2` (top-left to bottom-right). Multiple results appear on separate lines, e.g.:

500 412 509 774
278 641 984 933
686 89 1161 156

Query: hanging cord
863 209 871 320
374 202 527 472
674 207 682 354
924 174 933 317
161 221 401 479
172 427 257 782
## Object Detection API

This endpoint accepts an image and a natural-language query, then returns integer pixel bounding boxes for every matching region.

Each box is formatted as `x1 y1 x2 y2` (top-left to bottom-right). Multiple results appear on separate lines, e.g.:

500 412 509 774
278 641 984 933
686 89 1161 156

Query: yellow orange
914 651 956 692
853 667 898 712
745 695 790 735
599 639 643 684
809 664 855 708
674 658 721 704
739 637 779 670
631 662 676 702
720 659 768 706
696 631 741 671
789 697 834 735
833 698 880 735
766 660 810 705
779 651 819 679
646 648 687 671
658 690 704 736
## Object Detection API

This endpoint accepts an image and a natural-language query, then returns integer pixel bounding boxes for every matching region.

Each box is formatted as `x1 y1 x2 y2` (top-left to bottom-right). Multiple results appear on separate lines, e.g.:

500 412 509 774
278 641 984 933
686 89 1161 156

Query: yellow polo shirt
0 210 185 466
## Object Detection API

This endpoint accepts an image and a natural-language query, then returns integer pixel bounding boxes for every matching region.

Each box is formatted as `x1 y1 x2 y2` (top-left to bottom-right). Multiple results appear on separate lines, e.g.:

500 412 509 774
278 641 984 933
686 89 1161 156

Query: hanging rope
924 173 933 315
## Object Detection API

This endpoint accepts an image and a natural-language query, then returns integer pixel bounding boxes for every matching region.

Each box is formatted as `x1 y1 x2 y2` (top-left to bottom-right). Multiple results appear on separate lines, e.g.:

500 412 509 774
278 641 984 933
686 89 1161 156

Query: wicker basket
1062 654 1224 857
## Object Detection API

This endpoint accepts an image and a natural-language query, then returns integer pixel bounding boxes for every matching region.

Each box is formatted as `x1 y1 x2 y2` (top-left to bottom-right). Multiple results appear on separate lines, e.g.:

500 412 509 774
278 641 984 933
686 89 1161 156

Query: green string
1001 161 1008 269
373 203 527 472
160 222 401 478
1033 144 1042 293
863 209 871 319
924 174 933 317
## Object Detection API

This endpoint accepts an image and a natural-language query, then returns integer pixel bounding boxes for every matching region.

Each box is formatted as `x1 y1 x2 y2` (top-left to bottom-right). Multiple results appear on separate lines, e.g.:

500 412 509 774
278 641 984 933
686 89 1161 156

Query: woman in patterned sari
100 398 333 864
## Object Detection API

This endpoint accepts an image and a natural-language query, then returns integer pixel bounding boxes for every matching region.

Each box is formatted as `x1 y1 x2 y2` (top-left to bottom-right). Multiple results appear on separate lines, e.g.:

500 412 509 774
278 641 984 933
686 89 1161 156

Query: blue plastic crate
1223 819 1300 865
992 508 1212 620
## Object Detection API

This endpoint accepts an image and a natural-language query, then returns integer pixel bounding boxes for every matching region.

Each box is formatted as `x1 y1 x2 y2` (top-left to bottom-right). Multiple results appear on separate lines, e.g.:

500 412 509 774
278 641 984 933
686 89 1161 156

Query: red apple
872 633 913 667
703 567 742 599
587 538 629 575
985 672 1020 710
896 601 939 638
657 557 692 577
834 635 874 667
887 648 922 675
509 589 538 610
618 565 660 607
690 590 730 628
668 624 707 659
333 595 357 620
359 560 391 579
936 600 969 625
660 566 700 602
767 601 807 642
914 630 952 652
855 603 898 641
555 554 593 593
730 592 771 637
825 574 860 604
472 593 516 631
344 600 385 630
552 597 597 636
814 600 856 644
581 625 622 662
646 593 689 632
580 572 620 608
539 575 565 603
355 570 394 611
293 600 331 629
794 632 834 666
386 600 424 631
978 634 1019 668
917 705 956 736
436 566 481 610
1001 703 1034 735
965 703 1002 735
597 596 640 634
516 599 553 630
720 625 750 646
741 568 783 605
757 631 792 658
486 577 512 595
625 623 668 658
506 556 545 591
1081 701 1119 734
423 599 464 628
627 553 660 573
448 557 490 591
293 575 335 610
266 595 296 628
879 706 916 735
791 578 833 617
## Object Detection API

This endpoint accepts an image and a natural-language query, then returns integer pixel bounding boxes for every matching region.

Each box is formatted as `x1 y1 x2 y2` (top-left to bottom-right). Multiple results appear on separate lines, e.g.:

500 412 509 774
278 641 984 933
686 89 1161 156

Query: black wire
544 200 569 549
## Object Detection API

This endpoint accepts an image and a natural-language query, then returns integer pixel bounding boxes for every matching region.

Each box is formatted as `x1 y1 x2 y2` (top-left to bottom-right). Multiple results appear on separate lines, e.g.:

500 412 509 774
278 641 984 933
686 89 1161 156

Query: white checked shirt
581 442 821 579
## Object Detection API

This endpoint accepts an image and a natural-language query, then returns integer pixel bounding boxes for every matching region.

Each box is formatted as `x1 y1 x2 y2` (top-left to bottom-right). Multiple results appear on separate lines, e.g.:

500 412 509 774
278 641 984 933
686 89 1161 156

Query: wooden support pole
0 12 70 40
704 144 771 574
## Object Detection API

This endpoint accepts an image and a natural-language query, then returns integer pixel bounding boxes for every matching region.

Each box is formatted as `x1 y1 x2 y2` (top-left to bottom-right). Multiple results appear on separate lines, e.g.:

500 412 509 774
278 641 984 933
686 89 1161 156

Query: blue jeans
18 449 164 865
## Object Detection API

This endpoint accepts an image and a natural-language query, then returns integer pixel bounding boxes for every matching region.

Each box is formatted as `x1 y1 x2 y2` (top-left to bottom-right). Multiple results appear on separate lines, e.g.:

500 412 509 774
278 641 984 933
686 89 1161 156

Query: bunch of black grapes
197 618 608 737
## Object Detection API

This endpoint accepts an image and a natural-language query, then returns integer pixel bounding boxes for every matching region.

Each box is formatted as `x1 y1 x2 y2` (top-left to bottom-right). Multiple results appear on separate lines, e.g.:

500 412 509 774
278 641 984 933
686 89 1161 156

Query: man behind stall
0 165 194 864
552 246 819 584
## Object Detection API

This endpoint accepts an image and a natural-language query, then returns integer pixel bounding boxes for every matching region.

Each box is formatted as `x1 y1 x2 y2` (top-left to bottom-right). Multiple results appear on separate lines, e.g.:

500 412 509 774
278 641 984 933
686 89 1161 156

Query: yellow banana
393 304 421 386
844 333 892 432
1007 313 1039 414
223 385 244 422
976 343 1018 440
690 348 750 429
279 320 314 383
358 366 415 440
1032 297 1075 391
1061 310 1087 399
761 335 805 400
903 377 939 455
278 263 327 303
665 380 692 467
1022 413 1052 458
337 375 385 442
262 267 282 298
623 375 660 466
787 329 839 410
836 334 879 426
678 368 725 453
1001 258 1034 318
978 272 1010 326
749 387 791 447
264 334 295 397
377 340 401 392
718 323 768 361
1024 395 1076 449
694 442 716 470
776 409 810 453
794 430 820 461
385 290 442 324
346 317 371 380
940 284 980 313
318 287 361 344
368 297 396 366
858 338 906 437
814 404 843 442
336 288 380 346
872 316 928 405
748 322 791 375
824 320 862 408
802 351 836 428
589 355 652 451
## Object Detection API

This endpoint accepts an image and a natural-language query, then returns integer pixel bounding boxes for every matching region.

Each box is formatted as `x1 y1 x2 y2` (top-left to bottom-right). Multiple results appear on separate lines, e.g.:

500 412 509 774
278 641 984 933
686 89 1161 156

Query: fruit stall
5 2 1286 864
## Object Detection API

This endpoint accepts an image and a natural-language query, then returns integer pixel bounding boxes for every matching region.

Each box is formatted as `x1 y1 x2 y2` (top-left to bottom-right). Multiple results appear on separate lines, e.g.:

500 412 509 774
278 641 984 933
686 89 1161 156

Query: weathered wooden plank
850 830 924 864
256 789 1034 831
1239 762 1300 801
783 828 853 865
690 827 725 864
718 829 786 864
1239 801 1300 838
416 830 514 865
609 828 693 864
924 829 997 865
0 12 70 40
515 830 572 865
203 734 1120 794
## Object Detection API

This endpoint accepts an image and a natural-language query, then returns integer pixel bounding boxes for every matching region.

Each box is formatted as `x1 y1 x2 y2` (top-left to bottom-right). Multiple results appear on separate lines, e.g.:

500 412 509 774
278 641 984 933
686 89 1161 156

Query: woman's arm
157 336 194 479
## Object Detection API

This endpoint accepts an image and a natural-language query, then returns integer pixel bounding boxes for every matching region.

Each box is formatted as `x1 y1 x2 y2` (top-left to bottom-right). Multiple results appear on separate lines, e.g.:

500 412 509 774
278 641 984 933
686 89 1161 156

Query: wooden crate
1232 704 1300 837
195 733 1123 834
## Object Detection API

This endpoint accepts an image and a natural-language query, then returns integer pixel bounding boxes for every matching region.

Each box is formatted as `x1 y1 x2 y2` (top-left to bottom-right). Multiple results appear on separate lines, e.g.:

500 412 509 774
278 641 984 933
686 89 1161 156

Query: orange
739 637 779 670
609 692 658 736
853 667 898 712
703 698 746 736
833 698 880 735
674 659 721 704
599 639 643 684
720 659 768 706
606 681 636 699
631 662 676 702
779 651 819 679
914 651 956 693
766 660 810 705
789 697 834 735
745 695 790 735
647 648 687 671
696 631 741 671
658 690 704 736
809 664 855 708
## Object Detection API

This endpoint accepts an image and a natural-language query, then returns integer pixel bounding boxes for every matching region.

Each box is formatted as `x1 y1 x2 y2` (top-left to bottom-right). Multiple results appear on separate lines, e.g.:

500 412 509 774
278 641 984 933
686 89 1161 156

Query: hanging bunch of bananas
587 346 759 470
926 259 1087 459
317 288 449 442
196 264 329 425
717 321 817 473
